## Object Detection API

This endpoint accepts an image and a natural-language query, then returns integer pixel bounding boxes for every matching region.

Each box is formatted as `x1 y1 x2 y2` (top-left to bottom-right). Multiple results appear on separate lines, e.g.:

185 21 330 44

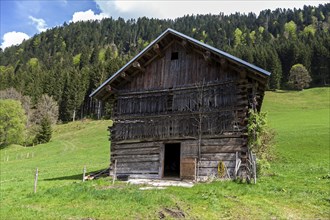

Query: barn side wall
111 137 245 180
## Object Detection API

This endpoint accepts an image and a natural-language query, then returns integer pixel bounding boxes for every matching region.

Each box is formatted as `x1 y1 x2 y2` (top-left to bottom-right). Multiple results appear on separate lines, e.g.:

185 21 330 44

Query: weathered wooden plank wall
107 39 266 180
111 138 244 179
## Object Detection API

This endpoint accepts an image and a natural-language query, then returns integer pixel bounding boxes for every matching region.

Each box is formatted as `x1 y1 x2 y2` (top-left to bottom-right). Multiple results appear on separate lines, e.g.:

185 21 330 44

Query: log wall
111 137 246 179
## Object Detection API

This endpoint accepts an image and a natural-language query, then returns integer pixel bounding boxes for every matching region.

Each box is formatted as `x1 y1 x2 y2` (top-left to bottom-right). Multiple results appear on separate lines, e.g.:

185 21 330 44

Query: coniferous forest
1 4 329 122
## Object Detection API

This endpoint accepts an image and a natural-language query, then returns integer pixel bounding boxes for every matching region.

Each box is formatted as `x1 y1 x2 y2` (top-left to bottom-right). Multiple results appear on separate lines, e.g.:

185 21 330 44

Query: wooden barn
90 28 270 181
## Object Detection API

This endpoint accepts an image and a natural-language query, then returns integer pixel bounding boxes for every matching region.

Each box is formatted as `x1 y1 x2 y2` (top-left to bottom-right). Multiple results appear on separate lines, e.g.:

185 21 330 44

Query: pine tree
34 116 52 144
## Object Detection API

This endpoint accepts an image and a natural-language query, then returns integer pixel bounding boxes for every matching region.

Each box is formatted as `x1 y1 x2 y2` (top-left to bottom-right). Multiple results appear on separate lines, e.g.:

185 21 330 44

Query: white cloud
1 32 30 50
95 0 329 19
29 16 48 32
71 9 108 23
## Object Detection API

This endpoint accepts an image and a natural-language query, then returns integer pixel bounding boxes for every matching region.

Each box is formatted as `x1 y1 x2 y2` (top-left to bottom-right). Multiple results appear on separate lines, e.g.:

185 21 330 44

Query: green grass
1 88 329 219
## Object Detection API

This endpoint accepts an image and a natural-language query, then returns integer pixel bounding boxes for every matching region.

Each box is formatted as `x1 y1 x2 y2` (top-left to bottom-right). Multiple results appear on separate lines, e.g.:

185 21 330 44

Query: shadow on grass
44 168 109 181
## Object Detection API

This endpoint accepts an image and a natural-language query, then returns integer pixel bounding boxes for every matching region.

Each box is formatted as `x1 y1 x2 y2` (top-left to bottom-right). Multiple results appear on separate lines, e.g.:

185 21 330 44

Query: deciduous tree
288 64 312 90
0 99 26 146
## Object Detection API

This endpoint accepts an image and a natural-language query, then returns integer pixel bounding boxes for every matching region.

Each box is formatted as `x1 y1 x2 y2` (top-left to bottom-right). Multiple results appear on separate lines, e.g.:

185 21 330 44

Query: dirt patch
158 205 186 219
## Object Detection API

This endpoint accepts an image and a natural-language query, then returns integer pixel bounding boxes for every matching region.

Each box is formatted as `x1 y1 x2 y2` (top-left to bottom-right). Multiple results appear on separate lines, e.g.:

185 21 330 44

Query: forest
0 4 329 122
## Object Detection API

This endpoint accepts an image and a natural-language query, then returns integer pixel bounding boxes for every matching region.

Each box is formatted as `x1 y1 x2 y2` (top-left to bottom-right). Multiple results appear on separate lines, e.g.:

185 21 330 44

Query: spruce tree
34 116 52 144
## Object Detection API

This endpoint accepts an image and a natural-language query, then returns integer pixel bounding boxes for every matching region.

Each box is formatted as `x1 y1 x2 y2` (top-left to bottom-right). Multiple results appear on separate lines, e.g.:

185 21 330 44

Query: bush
248 109 275 160
288 64 312 90
248 109 276 177
256 158 271 177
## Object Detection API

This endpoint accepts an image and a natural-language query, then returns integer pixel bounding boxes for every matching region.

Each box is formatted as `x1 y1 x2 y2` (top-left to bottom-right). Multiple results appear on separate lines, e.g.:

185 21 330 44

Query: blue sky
1 0 328 49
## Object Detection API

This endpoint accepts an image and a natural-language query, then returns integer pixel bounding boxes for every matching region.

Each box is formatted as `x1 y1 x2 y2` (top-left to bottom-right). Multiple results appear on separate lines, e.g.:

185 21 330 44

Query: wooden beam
120 71 133 82
106 84 118 93
153 43 163 57
220 58 228 70
240 69 247 79
132 61 145 72
203 51 212 63
181 40 193 53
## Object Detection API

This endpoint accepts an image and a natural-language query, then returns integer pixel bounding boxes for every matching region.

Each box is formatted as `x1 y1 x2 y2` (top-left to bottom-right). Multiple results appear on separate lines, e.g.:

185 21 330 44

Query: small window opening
171 52 179 60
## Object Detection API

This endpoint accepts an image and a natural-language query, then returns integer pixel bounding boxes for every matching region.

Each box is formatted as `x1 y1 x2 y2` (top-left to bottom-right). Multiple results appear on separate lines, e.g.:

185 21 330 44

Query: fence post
34 168 38 193
83 166 86 182
253 160 257 184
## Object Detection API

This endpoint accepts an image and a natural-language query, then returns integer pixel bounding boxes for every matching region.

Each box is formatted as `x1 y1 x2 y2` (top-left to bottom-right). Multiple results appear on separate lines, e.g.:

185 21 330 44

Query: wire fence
0 163 109 183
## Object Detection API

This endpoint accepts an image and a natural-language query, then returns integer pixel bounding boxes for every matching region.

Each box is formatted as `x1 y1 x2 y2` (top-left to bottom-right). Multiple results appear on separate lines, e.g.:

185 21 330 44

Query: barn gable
90 29 270 181
90 28 270 100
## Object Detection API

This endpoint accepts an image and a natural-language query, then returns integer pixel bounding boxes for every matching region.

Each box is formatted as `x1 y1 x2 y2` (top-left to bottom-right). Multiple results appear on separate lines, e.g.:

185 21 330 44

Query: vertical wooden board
180 157 196 180
159 144 165 178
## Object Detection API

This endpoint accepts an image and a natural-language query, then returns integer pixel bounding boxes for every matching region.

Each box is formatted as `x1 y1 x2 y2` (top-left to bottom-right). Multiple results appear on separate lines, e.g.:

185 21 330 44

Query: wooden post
112 160 117 185
253 160 257 184
83 166 86 182
34 168 38 193
194 158 197 182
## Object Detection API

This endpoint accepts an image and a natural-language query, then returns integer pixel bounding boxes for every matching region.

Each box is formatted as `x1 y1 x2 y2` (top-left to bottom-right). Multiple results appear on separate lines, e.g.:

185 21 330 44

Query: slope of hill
0 88 329 219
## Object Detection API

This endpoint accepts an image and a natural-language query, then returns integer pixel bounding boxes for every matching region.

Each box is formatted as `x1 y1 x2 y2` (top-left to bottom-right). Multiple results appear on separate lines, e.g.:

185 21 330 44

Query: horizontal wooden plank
116 169 159 174
113 147 160 155
117 161 159 170
200 153 236 161
112 154 159 163
201 145 242 153
199 160 235 168
126 174 160 179
113 142 161 148
201 138 245 146
198 167 235 177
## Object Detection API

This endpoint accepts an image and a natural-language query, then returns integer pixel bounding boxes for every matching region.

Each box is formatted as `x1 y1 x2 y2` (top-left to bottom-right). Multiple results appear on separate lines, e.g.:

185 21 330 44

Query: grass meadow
0 88 329 219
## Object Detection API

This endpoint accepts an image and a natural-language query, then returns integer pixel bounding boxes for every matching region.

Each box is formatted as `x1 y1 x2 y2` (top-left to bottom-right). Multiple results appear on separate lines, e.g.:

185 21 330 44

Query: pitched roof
90 28 271 99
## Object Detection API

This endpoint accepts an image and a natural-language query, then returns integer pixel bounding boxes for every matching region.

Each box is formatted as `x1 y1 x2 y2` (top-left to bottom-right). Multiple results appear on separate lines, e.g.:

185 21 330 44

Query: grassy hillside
1 88 329 219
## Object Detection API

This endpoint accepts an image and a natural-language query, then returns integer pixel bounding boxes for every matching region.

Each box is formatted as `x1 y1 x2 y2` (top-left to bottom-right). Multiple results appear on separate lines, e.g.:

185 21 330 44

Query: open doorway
163 143 181 178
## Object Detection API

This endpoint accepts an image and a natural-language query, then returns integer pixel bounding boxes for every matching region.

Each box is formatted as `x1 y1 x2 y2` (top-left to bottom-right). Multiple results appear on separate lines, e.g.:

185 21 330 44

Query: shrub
248 109 275 160
248 109 276 177
256 158 271 177
288 64 312 90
